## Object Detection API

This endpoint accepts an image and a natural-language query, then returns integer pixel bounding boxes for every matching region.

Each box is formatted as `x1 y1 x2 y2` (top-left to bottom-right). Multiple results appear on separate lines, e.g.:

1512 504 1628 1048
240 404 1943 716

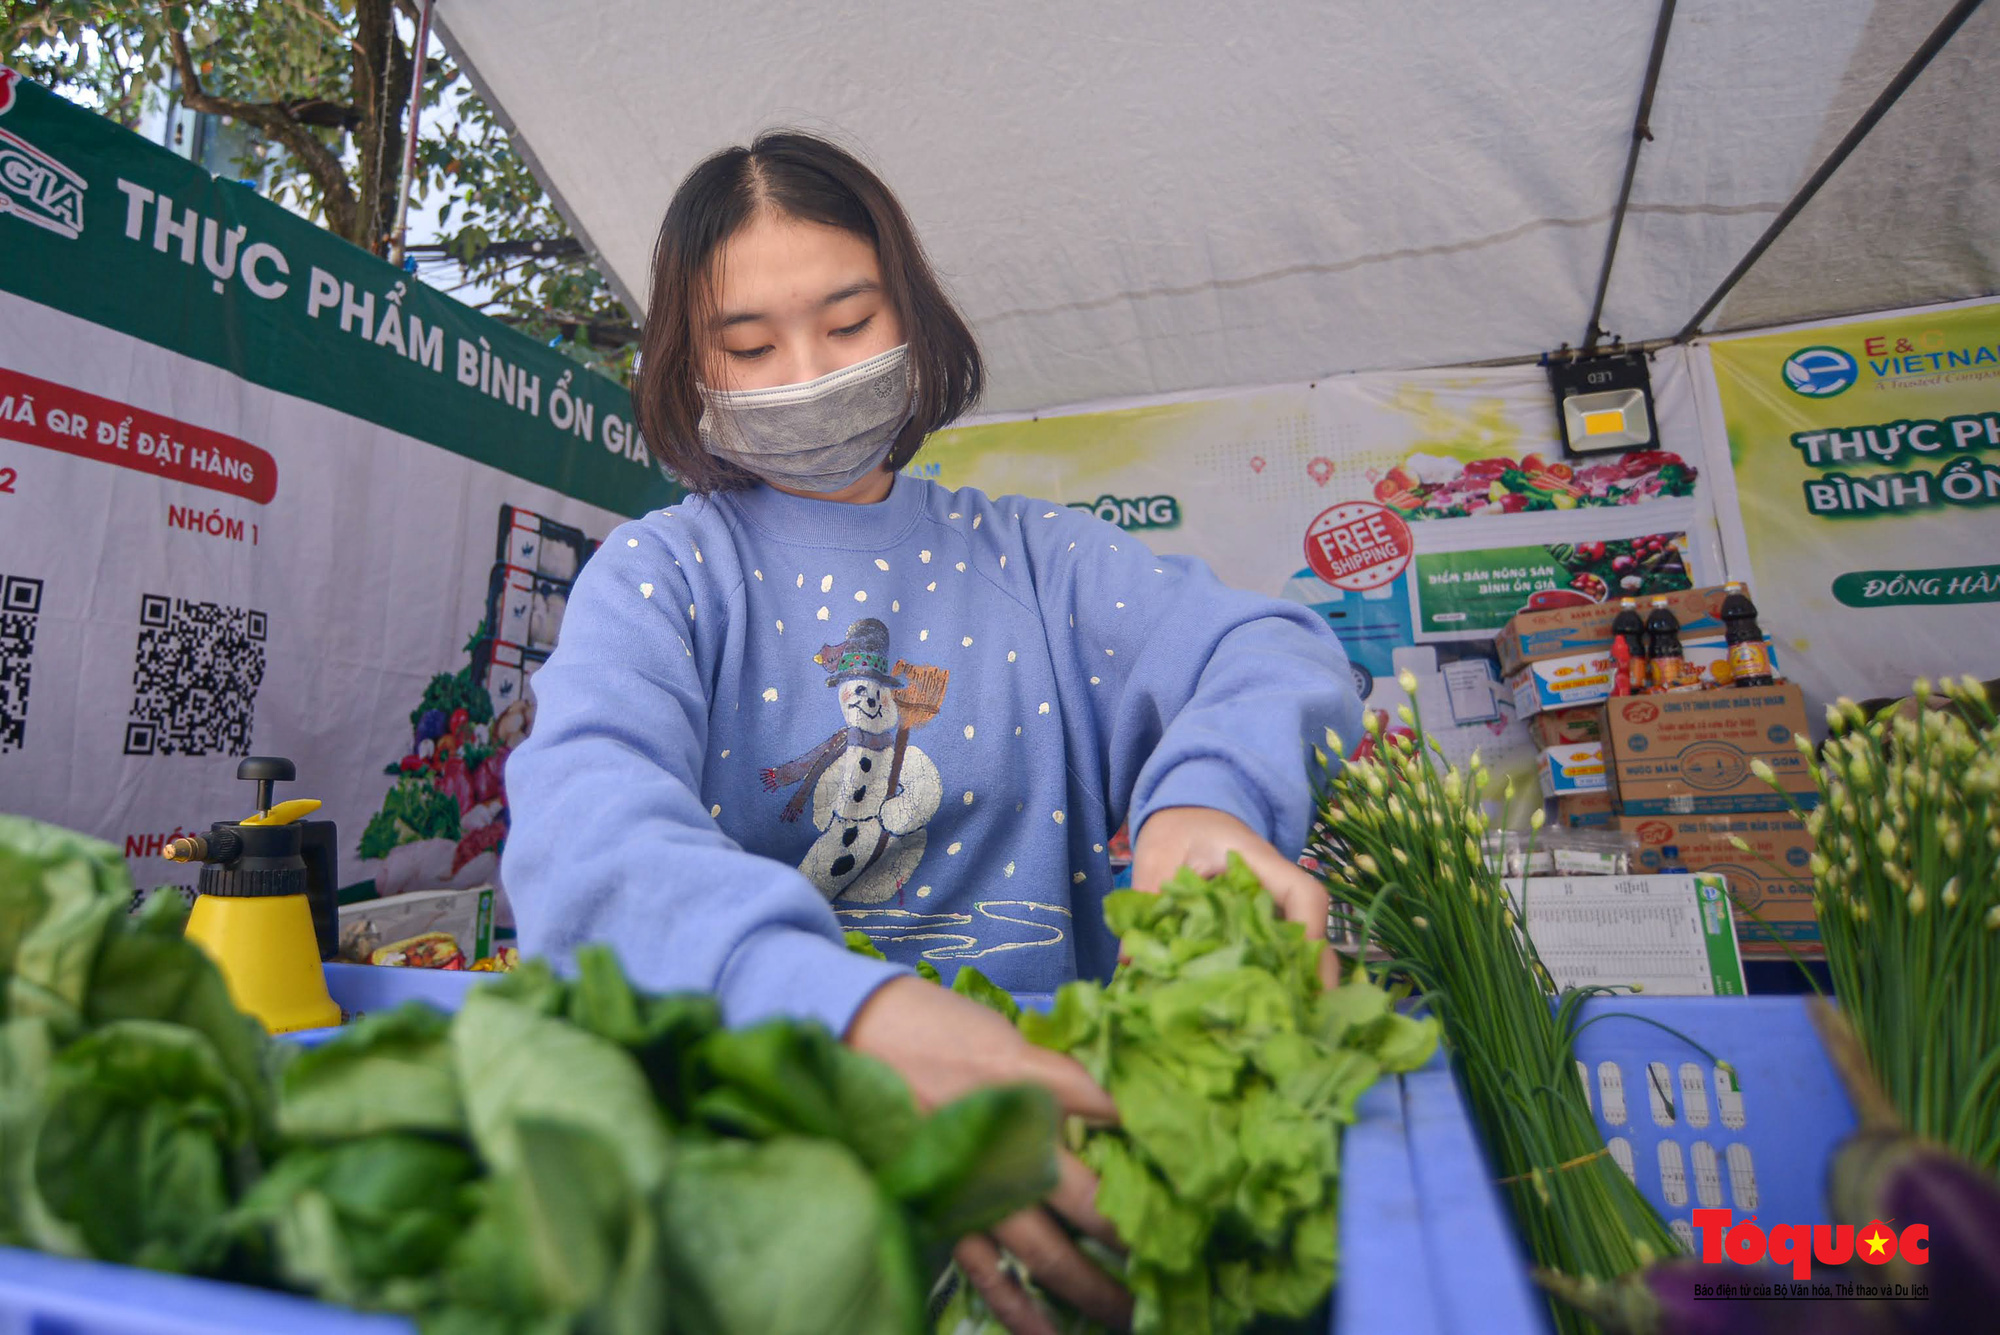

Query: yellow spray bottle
167 757 341 1034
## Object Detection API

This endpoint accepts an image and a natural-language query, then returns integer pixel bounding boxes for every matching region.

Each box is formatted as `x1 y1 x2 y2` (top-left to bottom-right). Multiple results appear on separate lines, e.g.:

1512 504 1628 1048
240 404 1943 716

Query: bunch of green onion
1311 672 1676 1335
1751 676 2000 1172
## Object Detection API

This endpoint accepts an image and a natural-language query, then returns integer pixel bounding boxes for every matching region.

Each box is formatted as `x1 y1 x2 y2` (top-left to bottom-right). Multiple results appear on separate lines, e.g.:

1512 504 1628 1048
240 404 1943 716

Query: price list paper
1511 873 1746 996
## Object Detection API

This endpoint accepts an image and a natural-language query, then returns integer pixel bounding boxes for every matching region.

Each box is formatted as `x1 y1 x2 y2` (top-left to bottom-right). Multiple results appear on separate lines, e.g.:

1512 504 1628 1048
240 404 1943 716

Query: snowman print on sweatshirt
761 618 945 904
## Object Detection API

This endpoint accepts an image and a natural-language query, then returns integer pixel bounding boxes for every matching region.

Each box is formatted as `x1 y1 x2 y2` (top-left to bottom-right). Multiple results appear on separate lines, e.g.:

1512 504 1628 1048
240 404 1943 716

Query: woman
503 131 1361 1327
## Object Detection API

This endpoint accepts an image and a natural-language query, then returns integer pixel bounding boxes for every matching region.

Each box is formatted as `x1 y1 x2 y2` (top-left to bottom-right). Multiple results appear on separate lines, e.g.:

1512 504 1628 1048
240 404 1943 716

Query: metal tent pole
1584 0 1679 351
387 0 436 267
1674 0 1986 343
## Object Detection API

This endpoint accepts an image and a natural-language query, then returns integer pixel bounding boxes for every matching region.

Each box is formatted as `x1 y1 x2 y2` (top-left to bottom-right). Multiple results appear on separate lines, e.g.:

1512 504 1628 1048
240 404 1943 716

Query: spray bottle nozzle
161 758 317 865
165 827 243 865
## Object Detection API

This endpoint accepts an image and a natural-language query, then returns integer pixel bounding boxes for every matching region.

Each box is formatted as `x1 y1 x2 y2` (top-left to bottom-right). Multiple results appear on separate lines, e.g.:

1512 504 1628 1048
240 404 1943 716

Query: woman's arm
501 524 904 1035
1027 508 1356 969
1029 509 1363 862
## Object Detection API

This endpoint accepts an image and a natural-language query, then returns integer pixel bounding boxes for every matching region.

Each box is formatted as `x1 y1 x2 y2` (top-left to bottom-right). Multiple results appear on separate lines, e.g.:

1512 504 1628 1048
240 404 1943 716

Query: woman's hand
846 977 1132 1332
1132 806 1337 989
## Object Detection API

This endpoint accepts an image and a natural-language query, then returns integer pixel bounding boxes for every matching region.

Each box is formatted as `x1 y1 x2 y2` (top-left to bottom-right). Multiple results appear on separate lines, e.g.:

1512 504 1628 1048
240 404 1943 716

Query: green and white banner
0 71 677 909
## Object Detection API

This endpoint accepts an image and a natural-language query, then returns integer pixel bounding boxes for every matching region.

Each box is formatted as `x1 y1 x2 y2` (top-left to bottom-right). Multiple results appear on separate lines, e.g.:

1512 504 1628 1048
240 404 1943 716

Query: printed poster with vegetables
0 76 677 928
1701 300 2000 711
925 356 1720 816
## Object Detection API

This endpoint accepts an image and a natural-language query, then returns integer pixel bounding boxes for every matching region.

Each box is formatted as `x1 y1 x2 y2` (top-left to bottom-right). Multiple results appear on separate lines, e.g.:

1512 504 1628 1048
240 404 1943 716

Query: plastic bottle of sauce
1645 598 1691 693
1720 582 1775 687
1611 597 1648 696
1658 844 1688 875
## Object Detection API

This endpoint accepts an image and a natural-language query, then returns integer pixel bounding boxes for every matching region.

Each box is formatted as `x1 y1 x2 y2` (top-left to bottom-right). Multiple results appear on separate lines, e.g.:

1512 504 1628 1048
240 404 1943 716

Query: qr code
124 593 267 757
0 574 42 754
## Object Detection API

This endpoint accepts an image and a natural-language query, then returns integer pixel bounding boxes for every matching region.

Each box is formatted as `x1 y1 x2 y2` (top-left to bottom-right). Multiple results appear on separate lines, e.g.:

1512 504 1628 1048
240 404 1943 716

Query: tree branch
493 310 641 348
281 97 362 131
165 23 360 239
350 0 411 251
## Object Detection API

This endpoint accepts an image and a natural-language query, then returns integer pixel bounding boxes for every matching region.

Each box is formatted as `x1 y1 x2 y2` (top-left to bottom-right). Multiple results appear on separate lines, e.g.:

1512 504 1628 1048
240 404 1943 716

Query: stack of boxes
1500 585 1821 957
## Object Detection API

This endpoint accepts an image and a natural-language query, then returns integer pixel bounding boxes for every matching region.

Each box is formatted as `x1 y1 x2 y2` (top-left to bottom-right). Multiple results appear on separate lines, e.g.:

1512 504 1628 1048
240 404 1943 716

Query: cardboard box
1537 742 1607 797
1496 584 1727 676
1511 651 1617 717
1510 636 1782 718
1602 684 1817 815
1619 813 1820 955
1529 705 1605 750
1553 792 1616 828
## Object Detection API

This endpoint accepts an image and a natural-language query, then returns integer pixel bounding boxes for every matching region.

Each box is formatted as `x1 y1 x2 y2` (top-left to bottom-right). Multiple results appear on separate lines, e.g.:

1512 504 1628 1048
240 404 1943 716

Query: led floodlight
1548 351 1659 457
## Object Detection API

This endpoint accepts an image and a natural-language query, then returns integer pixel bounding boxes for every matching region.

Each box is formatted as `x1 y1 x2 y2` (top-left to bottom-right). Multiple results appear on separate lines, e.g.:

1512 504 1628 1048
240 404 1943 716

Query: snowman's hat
814 618 905 689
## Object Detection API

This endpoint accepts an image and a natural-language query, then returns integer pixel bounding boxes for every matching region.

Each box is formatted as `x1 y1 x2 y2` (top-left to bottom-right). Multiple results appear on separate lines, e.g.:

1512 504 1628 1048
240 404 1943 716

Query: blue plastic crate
1568 996 1858 1254
5 973 1853 1335
1337 1048 1549 1335
322 960 484 1019
0 1248 412 1335
1336 996 1859 1335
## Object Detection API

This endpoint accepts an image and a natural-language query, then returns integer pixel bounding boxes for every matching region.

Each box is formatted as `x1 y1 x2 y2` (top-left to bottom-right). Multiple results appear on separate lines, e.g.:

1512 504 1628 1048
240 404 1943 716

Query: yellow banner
1705 302 2000 705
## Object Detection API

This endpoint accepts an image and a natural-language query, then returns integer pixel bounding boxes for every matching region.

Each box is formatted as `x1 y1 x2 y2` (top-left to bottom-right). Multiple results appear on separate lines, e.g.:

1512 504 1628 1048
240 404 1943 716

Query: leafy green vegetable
0 1016 57 1249
694 1020 919 1173
4 831 126 1034
87 891 271 1128
0 816 132 1023
451 988 673 1192
877 1084 1057 1240
0 820 272 1272
439 1117 667 1335
560 947 721 1123
229 1134 479 1309
31 1019 256 1272
0 817 1063 1334
950 965 1021 1024
276 1004 462 1141
661 1137 923 1335
358 775 462 861
981 855 1437 1335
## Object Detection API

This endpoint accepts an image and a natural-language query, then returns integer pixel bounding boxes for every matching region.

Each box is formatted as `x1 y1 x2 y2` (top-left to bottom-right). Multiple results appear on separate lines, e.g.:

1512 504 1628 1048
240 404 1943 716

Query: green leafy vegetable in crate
0 814 273 1273
0 812 1062 1333
877 854 1438 1335
1313 681 1679 1335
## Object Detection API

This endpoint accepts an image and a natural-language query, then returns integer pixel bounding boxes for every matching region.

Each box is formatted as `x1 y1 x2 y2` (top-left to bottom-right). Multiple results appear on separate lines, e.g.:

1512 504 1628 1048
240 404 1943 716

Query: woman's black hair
632 130 983 493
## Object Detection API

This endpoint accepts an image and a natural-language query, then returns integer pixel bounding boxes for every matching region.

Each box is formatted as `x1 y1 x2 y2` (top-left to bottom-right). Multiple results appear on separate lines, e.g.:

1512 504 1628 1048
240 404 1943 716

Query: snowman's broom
859 661 949 877
891 660 949 731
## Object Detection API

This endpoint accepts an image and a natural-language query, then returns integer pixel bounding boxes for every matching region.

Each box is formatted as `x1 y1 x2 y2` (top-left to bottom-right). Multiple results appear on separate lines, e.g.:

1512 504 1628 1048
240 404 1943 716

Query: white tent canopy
437 0 1998 416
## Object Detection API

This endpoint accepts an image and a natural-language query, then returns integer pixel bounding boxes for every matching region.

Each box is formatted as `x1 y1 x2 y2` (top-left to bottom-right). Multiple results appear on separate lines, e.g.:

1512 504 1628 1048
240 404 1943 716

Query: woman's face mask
697 344 914 493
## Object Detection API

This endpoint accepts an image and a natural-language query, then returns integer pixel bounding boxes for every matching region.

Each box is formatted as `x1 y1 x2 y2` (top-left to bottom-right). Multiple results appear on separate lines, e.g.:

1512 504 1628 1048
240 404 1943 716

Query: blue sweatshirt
502 477 1359 1036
